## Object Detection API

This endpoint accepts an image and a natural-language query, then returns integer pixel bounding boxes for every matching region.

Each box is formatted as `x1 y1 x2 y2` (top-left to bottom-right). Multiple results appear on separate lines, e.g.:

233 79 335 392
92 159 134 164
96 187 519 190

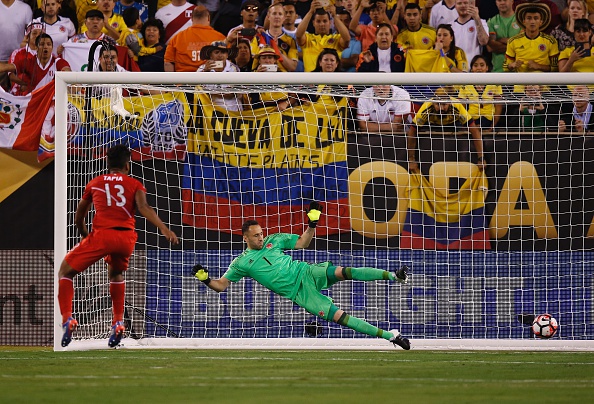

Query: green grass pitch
1 347 593 403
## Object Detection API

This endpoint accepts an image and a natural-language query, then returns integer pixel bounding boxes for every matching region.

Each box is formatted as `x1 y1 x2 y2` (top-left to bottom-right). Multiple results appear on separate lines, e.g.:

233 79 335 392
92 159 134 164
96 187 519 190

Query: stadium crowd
0 0 593 134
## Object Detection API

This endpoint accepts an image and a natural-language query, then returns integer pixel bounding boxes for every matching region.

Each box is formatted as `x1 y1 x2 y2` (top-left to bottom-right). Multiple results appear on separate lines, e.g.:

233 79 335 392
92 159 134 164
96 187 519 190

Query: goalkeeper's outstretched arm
294 201 323 249
192 264 230 292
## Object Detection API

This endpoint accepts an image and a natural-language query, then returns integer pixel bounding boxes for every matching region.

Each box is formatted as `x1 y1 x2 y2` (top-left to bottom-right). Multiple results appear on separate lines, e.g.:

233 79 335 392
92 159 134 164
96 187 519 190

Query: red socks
58 277 74 324
110 281 125 325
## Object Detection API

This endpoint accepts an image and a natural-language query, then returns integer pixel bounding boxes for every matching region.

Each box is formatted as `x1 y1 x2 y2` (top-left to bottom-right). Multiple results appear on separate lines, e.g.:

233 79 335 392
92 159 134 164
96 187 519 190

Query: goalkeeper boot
61 317 78 347
389 329 411 350
108 321 125 348
395 265 409 284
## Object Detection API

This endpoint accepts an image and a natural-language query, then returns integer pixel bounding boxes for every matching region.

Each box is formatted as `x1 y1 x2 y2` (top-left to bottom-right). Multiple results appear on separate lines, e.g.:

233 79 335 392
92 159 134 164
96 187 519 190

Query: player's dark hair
35 33 53 47
122 7 140 27
242 220 260 234
404 2 421 12
106 144 131 170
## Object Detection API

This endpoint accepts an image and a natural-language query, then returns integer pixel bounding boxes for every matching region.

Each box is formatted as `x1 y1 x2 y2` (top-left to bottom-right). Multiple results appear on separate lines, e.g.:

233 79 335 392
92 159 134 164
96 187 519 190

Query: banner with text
181 93 351 236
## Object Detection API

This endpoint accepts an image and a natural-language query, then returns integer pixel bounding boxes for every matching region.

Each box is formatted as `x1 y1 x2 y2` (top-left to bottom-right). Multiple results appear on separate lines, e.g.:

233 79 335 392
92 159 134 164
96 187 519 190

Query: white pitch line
1 374 593 385
2 356 594 366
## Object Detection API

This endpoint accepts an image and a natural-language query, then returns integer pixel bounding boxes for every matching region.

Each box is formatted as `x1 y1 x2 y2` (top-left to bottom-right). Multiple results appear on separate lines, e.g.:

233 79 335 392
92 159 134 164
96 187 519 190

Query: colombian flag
401 166 491 250
182 93 351 236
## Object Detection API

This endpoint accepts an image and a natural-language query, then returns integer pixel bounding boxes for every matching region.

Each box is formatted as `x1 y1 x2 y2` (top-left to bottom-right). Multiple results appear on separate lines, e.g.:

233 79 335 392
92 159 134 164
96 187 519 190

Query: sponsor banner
149 250 594 339
182 93 350 236
39 90 190 161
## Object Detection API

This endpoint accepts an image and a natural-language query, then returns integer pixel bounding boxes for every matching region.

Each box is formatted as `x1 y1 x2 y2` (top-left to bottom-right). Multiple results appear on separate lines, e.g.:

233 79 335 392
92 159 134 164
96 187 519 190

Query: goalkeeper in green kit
192 202 411 350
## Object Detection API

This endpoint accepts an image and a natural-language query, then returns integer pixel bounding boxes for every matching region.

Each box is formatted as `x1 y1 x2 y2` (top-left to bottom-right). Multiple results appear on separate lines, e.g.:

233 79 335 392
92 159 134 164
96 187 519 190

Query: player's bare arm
134 190 179 244
295 201 322 249
74 198 92 238
192 264 231 292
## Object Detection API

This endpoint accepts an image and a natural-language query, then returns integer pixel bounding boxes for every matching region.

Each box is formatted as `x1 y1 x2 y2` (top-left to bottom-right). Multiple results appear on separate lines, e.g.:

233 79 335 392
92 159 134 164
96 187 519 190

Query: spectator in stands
67 9 117 45
197 40 240 72
357 22 406 72
9 23 44 95
97 44 127 72
313 47 342 71
0 0 33 91
335 6 362 71
137 18 166 71
343 0 370 25
349 0 393 53
283 1 299 38
121 7 156 63
227 0 262 45
451 0 489 64
397 3 437 50
551 0 589 51
197 41 244 112
0 33 71 96
425 0 457 28
283 0 305 71
296 0 350 71
74 0 100 31
164 5 226 72
34 0 79 32
64 9 118 70
504 2 559 73
81 0 128 44
434 23 468 72
519 84 547 133
32 0 76 56
407 87 485 173
231 37 254 71
114 0 149 23
559 18 594 71
514 0 561 35
156 0 196 44
357 84 412 133
457 55 503 131
487 0 521 72
249 46 294 111
559 85 594 134
251 3 299 72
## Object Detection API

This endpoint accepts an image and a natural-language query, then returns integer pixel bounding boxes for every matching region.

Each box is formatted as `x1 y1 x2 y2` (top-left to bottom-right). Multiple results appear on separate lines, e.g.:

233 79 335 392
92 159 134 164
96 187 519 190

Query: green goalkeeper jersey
223 233 308 300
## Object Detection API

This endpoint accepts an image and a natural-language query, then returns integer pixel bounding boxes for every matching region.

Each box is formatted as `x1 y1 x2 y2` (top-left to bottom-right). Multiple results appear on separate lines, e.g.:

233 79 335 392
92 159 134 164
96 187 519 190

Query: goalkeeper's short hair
241 220 260 234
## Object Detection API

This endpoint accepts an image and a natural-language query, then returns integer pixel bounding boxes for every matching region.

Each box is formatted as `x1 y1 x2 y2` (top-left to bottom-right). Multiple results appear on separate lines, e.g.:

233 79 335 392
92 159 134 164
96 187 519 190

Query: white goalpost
54 71 594 351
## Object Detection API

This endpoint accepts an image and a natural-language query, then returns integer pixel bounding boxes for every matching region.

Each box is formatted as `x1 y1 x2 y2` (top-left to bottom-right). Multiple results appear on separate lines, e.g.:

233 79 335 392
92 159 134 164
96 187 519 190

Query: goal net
54 72 594 351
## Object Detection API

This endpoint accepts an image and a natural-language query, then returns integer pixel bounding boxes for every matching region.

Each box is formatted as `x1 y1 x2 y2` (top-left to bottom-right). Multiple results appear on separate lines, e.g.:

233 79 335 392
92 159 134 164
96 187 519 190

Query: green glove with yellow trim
307 201 323 229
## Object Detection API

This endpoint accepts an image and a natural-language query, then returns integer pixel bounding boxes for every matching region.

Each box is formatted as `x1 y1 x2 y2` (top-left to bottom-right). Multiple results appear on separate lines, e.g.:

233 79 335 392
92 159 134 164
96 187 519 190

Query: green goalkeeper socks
343 267 395 281
337 313 394 341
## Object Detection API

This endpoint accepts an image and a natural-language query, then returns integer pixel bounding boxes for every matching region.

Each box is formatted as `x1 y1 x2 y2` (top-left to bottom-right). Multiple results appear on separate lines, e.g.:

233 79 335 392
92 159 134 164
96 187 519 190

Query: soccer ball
531 314 559 339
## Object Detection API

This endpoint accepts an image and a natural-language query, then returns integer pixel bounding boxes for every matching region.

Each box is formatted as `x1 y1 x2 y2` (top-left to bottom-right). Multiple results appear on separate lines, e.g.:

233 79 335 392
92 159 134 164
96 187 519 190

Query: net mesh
58 77 594 347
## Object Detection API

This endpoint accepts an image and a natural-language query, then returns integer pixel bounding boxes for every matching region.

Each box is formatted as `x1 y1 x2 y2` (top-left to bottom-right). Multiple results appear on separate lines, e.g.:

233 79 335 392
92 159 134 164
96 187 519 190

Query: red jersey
82 173 146 231
12 53 70 95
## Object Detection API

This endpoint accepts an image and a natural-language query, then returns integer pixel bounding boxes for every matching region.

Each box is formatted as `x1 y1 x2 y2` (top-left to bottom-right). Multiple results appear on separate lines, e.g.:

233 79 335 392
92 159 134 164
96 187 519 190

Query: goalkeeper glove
307 201 323 228
192 264 211 285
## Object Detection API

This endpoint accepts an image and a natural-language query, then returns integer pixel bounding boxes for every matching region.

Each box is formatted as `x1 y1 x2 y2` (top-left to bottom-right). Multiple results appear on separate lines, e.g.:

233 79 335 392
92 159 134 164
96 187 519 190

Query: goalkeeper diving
192 202 411 350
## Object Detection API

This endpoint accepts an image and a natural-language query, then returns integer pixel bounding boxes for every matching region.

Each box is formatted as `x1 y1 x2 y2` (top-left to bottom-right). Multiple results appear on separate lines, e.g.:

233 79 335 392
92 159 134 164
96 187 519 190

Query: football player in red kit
58 144 179 348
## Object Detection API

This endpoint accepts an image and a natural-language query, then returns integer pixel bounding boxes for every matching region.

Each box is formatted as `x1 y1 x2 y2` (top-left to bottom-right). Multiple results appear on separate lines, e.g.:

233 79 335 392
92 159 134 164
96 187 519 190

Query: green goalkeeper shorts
293 262 336 321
